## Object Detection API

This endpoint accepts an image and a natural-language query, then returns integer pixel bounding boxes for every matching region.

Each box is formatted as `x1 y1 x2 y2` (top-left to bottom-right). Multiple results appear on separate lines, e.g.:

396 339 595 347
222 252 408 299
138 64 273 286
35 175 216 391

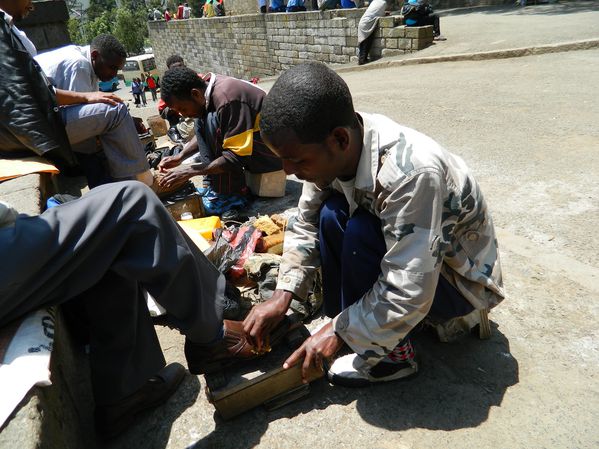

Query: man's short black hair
166 54 184 69
90 34 127 60
260 62 359 144
161 67 207 102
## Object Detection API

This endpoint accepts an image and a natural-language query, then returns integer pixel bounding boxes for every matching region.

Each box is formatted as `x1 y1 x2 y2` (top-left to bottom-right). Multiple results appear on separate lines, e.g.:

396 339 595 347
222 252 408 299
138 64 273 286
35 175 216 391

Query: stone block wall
148 9 433 78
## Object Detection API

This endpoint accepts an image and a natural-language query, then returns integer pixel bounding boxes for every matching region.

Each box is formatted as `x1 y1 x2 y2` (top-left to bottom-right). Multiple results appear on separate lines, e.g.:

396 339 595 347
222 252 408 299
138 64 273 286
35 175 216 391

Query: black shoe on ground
94 363 186 439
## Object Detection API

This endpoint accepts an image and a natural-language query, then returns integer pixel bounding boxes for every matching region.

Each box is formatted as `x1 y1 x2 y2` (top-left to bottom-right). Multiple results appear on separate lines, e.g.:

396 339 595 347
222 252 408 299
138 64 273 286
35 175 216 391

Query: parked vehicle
98 76 120 92
119 54 159 87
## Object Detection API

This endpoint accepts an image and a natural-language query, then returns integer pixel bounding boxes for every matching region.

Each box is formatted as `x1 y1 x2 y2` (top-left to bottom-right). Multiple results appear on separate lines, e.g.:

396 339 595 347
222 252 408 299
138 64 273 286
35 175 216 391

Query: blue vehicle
99 76 120 92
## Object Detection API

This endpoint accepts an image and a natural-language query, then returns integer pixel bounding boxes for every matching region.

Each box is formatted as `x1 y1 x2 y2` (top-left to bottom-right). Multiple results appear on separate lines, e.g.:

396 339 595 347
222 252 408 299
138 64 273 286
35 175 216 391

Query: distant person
140 76 148 106
164 8 172 21
183 2 192 18
177 2 184 19
146 72 158 102
153 7 163 20
131 78 142 107
401 0 445 40
269 0 286 12
286 0 306 12
341 0 356 7
356 0 388 65
258 0 267 13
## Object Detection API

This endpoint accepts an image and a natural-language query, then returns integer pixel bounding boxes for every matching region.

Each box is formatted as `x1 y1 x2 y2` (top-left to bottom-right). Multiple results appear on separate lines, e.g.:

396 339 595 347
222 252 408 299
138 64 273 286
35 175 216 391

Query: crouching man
243 62 504 386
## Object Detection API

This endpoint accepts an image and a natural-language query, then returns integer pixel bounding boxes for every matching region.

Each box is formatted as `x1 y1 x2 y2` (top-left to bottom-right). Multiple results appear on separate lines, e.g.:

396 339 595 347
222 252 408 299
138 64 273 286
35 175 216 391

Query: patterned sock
382 339 415 364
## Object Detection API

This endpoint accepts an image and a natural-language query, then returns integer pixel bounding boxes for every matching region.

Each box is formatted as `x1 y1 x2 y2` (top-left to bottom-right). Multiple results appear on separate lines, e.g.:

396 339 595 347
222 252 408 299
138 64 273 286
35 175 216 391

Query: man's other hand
283 321 344 383
243 289 292 352
158 154 183 171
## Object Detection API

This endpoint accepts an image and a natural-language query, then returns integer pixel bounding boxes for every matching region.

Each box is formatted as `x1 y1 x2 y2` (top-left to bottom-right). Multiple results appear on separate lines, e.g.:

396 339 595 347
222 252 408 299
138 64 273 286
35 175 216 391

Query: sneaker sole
328 360 419 388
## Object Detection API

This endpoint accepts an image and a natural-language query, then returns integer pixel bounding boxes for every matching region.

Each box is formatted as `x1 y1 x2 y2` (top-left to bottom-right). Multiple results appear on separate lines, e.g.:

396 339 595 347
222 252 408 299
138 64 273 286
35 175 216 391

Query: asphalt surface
98 3 598 448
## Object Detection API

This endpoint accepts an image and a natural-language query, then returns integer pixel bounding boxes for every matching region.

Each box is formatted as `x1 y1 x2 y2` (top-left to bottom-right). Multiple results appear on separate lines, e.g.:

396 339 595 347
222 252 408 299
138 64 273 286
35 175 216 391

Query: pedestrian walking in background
146 73 158 102
131 78 142 107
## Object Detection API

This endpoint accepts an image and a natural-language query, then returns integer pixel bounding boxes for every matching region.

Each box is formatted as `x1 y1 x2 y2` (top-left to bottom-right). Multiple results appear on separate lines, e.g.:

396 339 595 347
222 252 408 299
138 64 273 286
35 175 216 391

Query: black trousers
419 13 441 36
0 181 225 405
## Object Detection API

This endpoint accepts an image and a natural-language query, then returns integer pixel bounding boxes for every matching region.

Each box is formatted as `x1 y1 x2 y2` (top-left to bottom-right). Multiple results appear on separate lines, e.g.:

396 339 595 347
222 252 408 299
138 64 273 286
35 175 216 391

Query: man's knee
319 194 349 236
93 180 156 207
344 208 386 255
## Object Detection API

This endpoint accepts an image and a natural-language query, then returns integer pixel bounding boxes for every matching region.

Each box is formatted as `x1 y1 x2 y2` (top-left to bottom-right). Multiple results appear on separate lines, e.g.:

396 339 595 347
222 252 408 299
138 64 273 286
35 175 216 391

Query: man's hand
243 289 292 352
283 321 345 383
157 166 197 187
158 154 183 171
84 91 123 106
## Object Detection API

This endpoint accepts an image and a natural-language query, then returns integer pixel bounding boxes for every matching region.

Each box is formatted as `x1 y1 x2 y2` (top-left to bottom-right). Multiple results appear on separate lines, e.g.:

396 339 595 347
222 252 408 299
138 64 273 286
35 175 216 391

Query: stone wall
18 0 71 53
148 9 433 78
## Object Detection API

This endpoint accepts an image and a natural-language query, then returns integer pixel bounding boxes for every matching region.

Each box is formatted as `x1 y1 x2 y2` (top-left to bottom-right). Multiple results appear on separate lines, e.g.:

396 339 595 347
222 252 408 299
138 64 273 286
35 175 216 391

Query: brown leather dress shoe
94 363 186 439
185 318 293 375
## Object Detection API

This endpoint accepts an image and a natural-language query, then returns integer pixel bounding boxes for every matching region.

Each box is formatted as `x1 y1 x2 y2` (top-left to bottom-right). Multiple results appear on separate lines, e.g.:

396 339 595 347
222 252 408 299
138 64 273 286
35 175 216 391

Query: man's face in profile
92 51 125 82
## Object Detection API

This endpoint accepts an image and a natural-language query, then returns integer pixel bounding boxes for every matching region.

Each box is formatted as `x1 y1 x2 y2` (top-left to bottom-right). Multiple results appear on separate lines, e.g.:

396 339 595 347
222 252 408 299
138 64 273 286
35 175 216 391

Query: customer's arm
55 89 122 106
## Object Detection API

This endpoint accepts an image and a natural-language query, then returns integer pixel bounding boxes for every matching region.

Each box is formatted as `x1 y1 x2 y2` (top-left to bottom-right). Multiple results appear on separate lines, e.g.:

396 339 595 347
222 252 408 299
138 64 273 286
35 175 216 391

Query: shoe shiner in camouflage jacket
242 61 504 386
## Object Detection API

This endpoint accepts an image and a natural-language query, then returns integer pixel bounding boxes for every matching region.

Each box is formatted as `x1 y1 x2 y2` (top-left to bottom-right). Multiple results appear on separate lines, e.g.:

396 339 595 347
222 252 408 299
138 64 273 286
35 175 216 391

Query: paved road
98 5 599 449
102 49 599 449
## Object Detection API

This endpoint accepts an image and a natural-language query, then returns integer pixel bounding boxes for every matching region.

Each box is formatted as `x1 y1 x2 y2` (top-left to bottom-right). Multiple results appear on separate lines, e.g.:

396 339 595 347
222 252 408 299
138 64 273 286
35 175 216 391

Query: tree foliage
113 8 147 55
86 0 117 21
67 2 151 55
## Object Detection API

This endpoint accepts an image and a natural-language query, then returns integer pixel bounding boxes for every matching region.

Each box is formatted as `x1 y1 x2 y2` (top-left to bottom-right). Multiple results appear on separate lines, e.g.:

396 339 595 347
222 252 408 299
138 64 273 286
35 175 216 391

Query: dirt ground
95 47 599 449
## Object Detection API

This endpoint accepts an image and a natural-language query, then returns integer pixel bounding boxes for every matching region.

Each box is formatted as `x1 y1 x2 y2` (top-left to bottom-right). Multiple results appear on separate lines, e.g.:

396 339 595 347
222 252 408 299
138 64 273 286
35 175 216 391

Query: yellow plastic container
177 216 222 241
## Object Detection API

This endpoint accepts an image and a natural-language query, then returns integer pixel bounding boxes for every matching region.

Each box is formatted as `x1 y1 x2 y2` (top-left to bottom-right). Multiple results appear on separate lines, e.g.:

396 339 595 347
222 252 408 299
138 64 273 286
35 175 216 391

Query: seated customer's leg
62 102 152 185
0 181 224 344
79 270 166 406
319 193 351 318
74 150 114 188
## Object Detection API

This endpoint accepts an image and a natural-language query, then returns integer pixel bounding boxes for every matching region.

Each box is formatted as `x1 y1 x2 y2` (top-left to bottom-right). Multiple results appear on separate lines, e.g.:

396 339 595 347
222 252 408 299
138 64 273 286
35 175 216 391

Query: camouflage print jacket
276 112 505 367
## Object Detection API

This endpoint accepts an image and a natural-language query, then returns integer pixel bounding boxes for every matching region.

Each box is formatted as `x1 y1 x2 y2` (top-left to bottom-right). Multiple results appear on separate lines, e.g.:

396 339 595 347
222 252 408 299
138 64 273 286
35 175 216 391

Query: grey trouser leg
0 181 224 403
79 270 167 404
61 102 149 179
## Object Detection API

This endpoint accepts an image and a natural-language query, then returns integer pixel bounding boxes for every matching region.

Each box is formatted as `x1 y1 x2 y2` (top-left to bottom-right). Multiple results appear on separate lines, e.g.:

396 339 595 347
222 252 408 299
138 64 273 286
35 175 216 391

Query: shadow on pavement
189 323 518 449
99 374 202 449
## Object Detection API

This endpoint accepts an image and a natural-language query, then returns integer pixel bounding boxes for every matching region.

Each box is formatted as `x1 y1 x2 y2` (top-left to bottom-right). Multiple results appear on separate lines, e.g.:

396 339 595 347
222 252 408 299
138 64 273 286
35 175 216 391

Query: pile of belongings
204 214 322 320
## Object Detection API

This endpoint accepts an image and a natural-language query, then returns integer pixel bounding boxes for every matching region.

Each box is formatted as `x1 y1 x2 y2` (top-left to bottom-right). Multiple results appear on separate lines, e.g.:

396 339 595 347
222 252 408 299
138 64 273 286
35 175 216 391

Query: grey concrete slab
0 174 45 217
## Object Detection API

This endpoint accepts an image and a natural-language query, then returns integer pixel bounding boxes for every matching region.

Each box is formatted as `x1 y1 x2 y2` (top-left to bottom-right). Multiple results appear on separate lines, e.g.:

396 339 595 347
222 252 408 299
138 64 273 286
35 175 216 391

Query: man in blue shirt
401 0 445 40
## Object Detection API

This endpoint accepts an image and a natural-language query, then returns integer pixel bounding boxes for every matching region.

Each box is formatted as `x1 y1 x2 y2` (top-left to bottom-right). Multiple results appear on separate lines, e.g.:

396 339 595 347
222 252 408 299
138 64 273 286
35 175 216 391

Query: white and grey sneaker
327 352 418 388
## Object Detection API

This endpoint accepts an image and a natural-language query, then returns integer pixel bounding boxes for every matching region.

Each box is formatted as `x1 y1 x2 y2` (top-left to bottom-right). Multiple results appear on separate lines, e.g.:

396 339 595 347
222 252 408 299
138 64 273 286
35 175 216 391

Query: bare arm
158 135 199 170
157 155 233 187
55 89 122 107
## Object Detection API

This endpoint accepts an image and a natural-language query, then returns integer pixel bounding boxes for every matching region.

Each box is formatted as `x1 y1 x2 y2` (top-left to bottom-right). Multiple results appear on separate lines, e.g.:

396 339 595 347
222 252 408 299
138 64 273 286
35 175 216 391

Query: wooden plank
205 325 324 420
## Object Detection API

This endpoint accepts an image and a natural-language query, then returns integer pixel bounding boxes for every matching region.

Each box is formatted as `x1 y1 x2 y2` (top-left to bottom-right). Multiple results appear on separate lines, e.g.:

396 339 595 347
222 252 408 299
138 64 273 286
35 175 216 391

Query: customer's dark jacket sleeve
0 14 76 169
